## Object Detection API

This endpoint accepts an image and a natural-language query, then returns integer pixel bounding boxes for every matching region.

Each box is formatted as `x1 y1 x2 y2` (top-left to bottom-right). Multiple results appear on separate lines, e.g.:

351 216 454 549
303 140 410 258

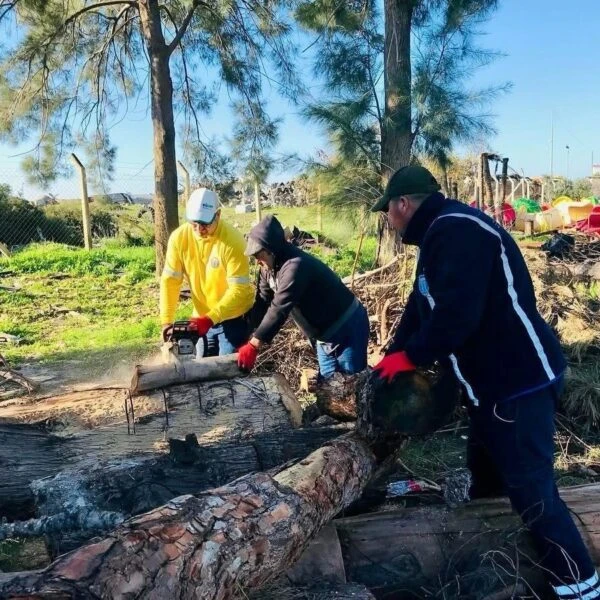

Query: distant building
90 192 133 205
28 193 57 207
130 194 153 206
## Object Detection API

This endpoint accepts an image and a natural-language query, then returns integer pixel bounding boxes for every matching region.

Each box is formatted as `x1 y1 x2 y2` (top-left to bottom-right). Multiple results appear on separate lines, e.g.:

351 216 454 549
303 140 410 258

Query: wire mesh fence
0 161 157 252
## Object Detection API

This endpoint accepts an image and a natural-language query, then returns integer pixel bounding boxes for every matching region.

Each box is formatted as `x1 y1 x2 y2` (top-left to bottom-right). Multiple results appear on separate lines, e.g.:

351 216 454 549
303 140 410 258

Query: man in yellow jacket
160 188 255 356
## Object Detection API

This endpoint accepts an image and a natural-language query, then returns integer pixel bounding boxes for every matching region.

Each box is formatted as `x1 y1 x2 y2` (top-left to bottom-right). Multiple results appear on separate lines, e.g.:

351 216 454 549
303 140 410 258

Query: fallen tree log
0 375 302 520
0 434 376 599
0 426 349 551
131 354 244 394
333 483 600 598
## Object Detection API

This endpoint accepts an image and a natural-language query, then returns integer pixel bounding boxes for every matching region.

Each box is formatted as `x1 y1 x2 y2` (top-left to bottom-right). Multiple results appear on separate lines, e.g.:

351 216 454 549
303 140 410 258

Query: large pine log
0 434 376 599
0 375 302 520
0 426 349 551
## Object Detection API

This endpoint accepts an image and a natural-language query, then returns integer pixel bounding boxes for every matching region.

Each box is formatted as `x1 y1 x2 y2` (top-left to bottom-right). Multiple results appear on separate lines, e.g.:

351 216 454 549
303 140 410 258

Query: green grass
0 207 376 367
222 204 376 247
0 538 50 571
0 242 191 366
2 242 155 278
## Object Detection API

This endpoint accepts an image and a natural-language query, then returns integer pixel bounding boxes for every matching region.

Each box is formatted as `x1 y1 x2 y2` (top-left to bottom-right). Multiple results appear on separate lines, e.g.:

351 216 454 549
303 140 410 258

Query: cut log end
316 372 360 421
130 354 244 394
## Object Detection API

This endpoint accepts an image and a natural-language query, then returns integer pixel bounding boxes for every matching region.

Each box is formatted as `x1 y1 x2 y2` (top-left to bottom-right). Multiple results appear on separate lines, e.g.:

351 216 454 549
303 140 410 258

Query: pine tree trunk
139 0 179 277
379 0 414 263
381 0 413 175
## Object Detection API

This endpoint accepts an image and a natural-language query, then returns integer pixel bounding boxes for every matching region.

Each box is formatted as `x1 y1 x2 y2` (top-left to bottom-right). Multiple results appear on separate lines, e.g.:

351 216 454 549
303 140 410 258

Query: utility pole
566 145 570 180
550 111 554 180
176 161 190 205
70 153 92 250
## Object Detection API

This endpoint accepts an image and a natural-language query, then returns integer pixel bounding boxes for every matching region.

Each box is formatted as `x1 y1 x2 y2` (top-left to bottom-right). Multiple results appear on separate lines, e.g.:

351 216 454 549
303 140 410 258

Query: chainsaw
161 320 208 364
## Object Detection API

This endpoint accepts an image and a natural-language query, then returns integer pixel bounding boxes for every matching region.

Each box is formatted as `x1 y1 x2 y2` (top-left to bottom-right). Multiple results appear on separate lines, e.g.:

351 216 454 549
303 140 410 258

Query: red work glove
189 316 213 337
237 342 259 371
372 351 416 383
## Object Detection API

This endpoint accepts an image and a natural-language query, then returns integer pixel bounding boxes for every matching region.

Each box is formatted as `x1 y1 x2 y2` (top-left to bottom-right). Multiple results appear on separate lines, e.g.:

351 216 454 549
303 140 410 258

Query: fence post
477 154 484 210
501 157 509 206
70 153 92 250
317 184 323 233
177 161 190 205
254 180 262 224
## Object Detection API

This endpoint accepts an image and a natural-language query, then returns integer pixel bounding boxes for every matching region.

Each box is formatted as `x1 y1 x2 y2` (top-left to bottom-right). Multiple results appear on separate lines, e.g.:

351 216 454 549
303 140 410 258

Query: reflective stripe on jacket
160 221 254 325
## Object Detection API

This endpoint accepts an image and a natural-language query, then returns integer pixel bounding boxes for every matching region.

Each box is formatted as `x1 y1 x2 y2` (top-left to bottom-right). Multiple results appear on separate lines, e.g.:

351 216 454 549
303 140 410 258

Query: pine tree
297 0 508 259
0 0 300 272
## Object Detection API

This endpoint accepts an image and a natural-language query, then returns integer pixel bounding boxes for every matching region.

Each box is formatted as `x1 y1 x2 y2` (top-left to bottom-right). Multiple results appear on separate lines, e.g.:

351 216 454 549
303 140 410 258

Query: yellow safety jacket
160 220 255 325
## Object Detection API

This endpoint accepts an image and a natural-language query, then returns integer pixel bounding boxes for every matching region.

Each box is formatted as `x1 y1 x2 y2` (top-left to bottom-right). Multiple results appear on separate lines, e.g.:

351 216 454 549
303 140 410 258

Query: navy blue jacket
389 193 566 405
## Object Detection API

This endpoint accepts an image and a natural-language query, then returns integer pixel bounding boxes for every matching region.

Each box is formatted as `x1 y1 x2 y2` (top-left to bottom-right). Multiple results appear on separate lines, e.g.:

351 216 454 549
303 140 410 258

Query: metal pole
69 153 92 250
477 153 485 210
501 157 509 206
566 145 570 179
317 184 323 232
550 110 554 180
254 180 262 225
177 161 190 205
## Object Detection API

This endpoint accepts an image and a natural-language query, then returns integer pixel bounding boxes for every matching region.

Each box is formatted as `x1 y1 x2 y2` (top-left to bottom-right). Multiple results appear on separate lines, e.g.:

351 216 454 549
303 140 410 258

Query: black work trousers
467 380 599 599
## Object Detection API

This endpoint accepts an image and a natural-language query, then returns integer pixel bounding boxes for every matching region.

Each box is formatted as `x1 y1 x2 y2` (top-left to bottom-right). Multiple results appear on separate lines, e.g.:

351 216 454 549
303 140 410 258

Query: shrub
0 185 120 247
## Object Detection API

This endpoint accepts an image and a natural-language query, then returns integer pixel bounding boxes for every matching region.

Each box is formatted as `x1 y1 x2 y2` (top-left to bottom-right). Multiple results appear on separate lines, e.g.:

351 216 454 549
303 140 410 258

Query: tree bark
131 354 246 394
139 0 179 277
0 434 376 599
381 0 413 177
0 426 347 550
378 0 414 264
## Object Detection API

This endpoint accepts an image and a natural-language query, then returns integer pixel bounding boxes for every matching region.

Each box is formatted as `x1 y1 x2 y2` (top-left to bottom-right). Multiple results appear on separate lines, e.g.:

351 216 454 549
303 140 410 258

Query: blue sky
1 0 598 198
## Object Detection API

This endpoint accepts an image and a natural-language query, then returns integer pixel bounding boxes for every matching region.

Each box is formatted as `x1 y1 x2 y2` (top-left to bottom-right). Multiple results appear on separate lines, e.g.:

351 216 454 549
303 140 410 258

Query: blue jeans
316 304 369 379
468 379 598 595
204 315 249 357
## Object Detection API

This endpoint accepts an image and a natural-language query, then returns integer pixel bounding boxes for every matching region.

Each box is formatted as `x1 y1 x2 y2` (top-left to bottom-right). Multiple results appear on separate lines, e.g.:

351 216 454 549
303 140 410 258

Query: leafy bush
0 185 119 247
44 203 119 241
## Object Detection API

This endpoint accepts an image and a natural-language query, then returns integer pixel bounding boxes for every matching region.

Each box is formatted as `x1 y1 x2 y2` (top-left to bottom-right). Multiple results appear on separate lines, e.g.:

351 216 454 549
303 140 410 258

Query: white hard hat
186 188 219 223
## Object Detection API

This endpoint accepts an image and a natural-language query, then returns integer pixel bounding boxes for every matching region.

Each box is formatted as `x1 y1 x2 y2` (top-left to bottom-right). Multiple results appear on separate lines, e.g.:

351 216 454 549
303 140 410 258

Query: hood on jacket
244 214 288 257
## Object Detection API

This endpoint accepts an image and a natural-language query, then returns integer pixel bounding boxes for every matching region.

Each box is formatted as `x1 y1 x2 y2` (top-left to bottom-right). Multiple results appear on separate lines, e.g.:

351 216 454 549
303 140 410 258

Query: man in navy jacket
372 165 598 600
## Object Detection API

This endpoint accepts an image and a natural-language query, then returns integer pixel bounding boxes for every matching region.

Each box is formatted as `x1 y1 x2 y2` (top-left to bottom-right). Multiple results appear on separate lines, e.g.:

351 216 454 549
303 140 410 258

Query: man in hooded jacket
371 165 599 600
237 215 370 378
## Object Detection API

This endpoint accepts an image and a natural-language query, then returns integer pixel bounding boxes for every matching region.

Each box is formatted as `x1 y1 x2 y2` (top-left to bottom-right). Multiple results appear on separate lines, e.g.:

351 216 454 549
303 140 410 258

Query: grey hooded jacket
249 215 360 344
